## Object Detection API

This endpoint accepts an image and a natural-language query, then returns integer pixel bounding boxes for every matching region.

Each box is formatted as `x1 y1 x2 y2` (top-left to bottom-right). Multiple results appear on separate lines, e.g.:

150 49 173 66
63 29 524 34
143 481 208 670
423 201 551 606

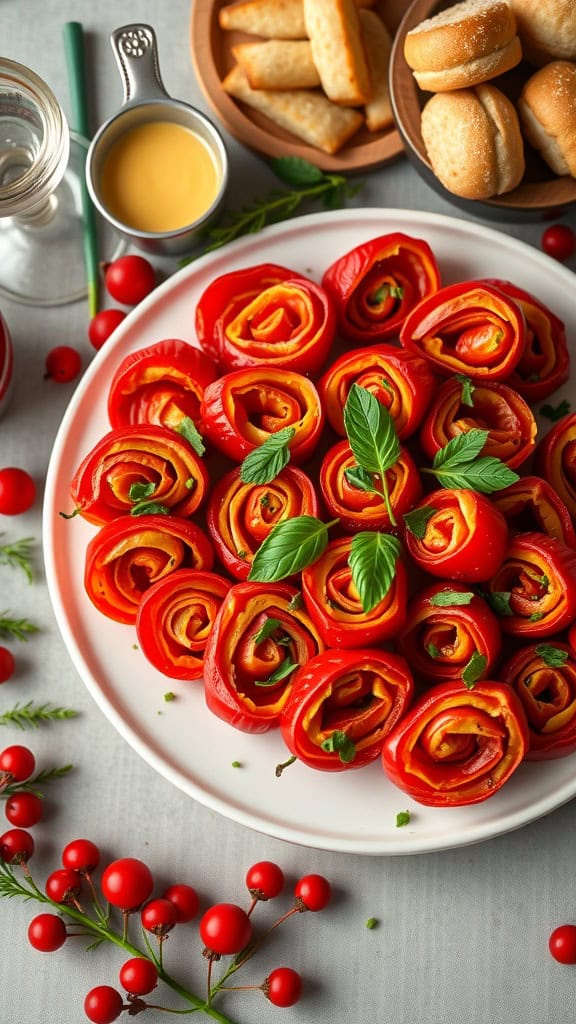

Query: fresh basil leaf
433 428 489 469
321 730 356 764
403 505 435 539
129 481 156 501
269 156 324 186
455 374 475 407
344 465 379 493
535 643 569 667
248 515 334 582
177 416 206 457
343 383 400 478
252 617 284 644
485 591 513 617
462 651 488 688
240 427 295 485
429 590 475 607
430 456 519 494
254 659 298 687
130 501 171 517
348 531 401 614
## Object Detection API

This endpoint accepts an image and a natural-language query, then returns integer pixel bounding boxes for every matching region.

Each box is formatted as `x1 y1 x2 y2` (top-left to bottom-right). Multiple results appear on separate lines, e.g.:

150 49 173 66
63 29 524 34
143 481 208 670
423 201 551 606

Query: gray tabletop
2 3 576 1023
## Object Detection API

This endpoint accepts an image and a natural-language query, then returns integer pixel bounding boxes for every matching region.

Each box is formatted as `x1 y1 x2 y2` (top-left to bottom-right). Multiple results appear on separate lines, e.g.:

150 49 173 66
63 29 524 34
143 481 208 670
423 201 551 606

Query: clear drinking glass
0 57 88 306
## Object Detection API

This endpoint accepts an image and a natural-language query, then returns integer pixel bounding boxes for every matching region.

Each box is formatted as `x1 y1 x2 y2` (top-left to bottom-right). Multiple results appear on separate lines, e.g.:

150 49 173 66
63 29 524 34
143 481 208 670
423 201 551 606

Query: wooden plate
190 0 411 172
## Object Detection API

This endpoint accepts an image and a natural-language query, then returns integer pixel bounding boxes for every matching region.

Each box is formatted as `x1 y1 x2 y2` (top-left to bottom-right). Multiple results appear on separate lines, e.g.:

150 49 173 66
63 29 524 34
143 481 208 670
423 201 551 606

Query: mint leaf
455 374 475 407
252 617 284 644
240 427 295 485
429 590 475 607
343 383 400 479
254 659 298 687
433 429 489 469
462 652 488 688
485 591 513 617
248 515 335 582
321 730 356 764
269 156 325 186
403 505 435 539
348 531 401 614
130 501 171 517
344 465 379 494
177 416 206 457
129 481 156 501
430 456 519 494
535 644 569 667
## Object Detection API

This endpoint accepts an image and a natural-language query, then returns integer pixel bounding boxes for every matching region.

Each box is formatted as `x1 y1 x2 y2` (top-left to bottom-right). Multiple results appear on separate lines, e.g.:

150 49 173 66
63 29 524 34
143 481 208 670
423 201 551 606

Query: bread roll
518 61 576 178
404 0 522 92
508 0 576 65
420 84 525 199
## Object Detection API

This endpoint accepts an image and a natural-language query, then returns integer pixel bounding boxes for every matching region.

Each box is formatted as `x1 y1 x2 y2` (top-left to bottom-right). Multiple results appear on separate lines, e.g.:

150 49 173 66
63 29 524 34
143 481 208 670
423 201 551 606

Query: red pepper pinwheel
403 488 509 582
107 338 219 432
317 344 437 440
84 514 215 624
481 278 569 402
199 367 324 464
320 440 422 533
301 535 408 648
321 232 440 344
400 280 526 380
500 642 576 760
535 412 576 522
69 424 209 525
203 275 336 376
395 583 502 686
135 569 230 680
206 465 319 580
202 581 325 733
419 377 537 470
485 531 576 639
492 475 576 549
195 262 298 363
279 648 414 772
381 680 529 807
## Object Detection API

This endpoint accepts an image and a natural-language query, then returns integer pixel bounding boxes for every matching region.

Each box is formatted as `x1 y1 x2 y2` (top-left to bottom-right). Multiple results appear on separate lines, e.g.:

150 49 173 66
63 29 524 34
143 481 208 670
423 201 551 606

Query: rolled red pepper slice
320 440 422 533
535 412 576 521
135 569 230 681
321 232 440 344
107 338 219 431
202 581 325 733
69 424 209 525
381 680 529 807
318 343 437 440
403 488 509 583
195 262 297 363
84 514 214 625
419 377 537 470
301 535 407 648
500 642 576 760
485 531 576 639
200 367 324 464
279 648 414 772
213 276 336 376
492 475 576 549
396 582 502 685
480 278 569 402
400 280 526 380
206 465 319 580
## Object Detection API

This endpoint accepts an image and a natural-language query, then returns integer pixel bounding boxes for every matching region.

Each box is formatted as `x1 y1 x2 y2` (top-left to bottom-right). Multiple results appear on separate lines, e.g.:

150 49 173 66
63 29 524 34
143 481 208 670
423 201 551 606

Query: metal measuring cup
86 23 229 257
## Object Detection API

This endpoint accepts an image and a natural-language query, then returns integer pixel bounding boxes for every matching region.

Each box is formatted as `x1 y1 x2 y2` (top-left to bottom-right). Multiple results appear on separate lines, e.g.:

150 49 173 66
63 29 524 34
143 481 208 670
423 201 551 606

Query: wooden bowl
389 0 576 220
191 0 412 174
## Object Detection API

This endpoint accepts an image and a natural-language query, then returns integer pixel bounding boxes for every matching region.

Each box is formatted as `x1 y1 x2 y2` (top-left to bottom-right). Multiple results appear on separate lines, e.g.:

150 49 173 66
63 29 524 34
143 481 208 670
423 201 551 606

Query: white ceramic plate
44 209 576 856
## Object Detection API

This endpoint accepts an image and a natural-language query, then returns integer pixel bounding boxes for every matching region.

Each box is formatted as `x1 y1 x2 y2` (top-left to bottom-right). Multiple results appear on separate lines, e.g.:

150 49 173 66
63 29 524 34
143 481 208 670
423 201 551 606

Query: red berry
0 827 34 863
549 924 576 964
28 912 67 951
162 882 200 922
265 966 303 1007
101 856 154 911
294 873 331 912
0 646 15 683
541 224 576 262
88 308 127 350
0 744 35 782
45 867 83 904
246 860 285 901
119 957 159 995
62 837 101 873
104 255 156 306
84 985 124 1024
141 897 177 936
199 902 253 955
5 791 43 828
0 467 36 515
45 345 82 382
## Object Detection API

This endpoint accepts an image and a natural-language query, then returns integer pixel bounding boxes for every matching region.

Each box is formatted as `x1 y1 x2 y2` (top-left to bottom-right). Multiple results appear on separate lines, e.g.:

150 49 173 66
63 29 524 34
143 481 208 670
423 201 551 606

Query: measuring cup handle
110 24 170 104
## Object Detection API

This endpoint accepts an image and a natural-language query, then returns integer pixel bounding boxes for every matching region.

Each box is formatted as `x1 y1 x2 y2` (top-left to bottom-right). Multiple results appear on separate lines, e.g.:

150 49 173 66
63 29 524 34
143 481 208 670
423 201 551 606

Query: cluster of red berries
0 744 43 840
0 796 331 1024
88 254 157 352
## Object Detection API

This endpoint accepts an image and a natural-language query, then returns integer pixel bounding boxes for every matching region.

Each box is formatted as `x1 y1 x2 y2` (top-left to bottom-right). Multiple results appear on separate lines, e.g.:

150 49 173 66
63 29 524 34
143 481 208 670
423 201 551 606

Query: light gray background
2 3 576 1022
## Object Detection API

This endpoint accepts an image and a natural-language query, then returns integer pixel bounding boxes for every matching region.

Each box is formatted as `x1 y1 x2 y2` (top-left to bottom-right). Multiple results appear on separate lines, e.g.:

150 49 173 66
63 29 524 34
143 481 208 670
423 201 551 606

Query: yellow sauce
99 120 220 233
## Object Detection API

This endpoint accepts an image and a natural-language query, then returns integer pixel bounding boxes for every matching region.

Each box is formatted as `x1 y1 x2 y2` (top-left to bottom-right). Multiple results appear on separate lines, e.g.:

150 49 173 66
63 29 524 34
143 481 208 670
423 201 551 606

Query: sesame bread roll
508 0 576 65
518 61 576 178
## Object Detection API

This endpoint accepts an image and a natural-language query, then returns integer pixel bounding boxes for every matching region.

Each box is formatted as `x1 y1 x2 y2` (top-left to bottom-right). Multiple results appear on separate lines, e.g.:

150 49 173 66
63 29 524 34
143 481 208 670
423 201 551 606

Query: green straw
63 21 99 318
